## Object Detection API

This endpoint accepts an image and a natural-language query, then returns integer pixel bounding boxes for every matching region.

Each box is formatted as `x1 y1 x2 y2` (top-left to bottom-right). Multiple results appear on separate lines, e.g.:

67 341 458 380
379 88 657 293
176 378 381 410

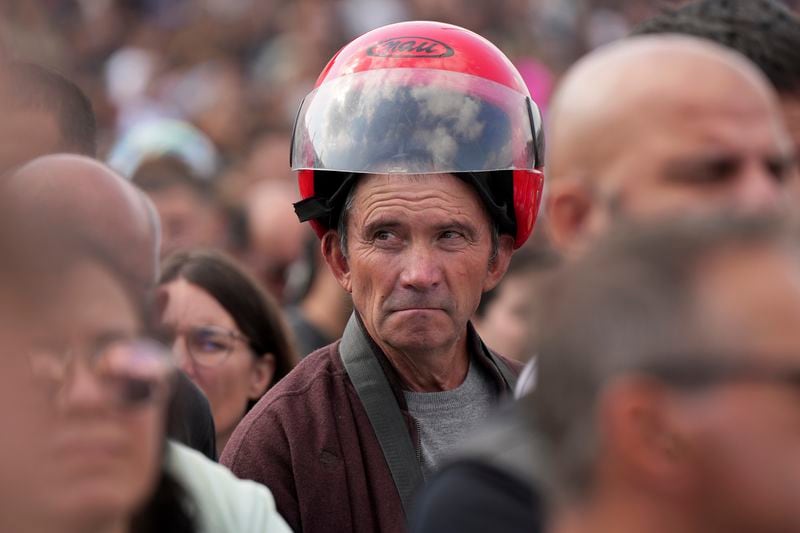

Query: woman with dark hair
158 249 297 453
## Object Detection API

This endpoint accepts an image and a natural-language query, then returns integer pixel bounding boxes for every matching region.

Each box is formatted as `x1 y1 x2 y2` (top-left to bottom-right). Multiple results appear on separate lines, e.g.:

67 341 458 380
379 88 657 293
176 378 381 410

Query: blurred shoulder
166 440 293 533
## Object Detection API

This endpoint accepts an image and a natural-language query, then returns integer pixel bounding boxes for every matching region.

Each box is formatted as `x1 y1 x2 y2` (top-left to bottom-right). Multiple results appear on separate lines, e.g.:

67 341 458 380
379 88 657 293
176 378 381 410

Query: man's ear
598 376 694 496
321 231 352 293
483 234 514 292
547 178 594 254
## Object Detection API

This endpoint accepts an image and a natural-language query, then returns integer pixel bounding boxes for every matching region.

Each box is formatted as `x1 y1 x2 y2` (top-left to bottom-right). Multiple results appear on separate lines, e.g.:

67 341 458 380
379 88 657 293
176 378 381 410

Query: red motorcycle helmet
291 20 544 248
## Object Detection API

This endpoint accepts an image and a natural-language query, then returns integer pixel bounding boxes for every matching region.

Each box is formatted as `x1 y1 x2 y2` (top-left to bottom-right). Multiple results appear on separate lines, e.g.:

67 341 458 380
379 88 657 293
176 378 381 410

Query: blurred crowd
0 0 718 289
0 0 707 152
0 0 707 362
1 1 800 533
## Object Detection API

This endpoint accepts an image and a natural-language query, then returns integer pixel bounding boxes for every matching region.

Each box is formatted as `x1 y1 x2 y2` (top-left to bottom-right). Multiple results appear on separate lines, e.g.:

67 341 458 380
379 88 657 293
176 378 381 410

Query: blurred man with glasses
531 214 800 533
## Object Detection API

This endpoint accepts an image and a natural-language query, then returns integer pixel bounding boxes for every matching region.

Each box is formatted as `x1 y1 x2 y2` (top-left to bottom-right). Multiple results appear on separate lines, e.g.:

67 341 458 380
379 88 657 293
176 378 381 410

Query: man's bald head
3 154 160 290
546 35 795 254
548 35 785 183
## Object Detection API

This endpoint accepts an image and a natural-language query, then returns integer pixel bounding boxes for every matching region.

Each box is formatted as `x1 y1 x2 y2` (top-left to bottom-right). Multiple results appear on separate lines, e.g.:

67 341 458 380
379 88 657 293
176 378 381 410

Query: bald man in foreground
4 155 158 288
3 154 218 459
410 35 795 533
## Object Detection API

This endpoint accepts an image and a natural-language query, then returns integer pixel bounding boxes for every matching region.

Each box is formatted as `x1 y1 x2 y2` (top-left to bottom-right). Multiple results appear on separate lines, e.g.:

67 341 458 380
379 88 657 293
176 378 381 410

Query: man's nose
398 242 443 291
734 162 785 213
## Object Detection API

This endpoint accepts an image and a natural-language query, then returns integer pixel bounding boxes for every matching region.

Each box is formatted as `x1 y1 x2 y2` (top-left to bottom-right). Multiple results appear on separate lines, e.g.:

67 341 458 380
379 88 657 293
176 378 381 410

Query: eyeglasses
27 337 172 408
170 325 251 367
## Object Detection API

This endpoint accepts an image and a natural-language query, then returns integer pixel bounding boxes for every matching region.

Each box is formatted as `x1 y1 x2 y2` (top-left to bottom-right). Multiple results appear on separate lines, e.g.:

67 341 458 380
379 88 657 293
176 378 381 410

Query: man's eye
440 230 463 240
374 230 393 241
766 157 795 184
692 160 738 184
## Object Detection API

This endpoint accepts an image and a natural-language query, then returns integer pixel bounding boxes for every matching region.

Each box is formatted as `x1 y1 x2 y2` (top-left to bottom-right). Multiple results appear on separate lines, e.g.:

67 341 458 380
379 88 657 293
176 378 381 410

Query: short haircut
527 214 800 504
633 0 800 94
1 61 97 155
131 155 213 198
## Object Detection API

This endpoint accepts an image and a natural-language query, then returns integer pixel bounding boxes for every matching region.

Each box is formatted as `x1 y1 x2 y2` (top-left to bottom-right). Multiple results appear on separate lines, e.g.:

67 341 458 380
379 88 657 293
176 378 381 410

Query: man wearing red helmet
220 21 543 532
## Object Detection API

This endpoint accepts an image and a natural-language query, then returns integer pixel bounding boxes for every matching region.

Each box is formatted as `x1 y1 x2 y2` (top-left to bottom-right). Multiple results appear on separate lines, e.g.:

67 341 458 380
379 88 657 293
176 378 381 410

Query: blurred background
2 0 796 330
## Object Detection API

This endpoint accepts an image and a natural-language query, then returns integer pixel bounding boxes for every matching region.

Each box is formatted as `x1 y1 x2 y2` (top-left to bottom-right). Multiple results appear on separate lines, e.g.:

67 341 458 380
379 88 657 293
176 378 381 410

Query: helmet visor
291 68 542 174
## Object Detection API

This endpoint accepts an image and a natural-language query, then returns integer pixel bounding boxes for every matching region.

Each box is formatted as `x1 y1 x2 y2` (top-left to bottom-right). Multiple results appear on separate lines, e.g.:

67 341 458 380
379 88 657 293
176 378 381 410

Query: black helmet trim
294 171 515 237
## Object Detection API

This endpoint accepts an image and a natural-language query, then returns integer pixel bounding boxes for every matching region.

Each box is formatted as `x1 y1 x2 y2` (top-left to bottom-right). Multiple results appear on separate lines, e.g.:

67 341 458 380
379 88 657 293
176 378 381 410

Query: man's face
334 174 511 355
473 273 537 362
146 184 223 260
572 87 795 246
673 248 800 532
0 260 166 529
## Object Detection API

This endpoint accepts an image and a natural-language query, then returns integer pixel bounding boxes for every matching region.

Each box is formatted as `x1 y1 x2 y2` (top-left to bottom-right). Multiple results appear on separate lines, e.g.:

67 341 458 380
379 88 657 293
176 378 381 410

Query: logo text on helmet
366 37 455 58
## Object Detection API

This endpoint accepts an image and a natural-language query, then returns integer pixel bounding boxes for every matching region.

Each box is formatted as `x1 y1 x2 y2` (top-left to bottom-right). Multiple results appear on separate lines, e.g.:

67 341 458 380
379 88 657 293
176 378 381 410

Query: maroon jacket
221 317 520 533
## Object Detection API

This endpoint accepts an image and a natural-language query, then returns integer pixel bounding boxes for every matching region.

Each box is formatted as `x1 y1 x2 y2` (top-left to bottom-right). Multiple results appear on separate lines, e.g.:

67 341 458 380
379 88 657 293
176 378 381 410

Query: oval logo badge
367 37 454 58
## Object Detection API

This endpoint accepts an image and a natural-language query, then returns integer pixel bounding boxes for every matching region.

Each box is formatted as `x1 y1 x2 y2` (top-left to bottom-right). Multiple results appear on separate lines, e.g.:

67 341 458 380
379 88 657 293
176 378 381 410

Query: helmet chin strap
293 172 359 227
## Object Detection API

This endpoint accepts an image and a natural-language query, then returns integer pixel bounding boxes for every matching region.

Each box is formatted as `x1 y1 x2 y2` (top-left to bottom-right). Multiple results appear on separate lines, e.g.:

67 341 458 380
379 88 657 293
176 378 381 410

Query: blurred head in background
545 35 795 257
0 61 96 173
238 179 308 303
473 246 560 362
634 0 800 158
132 155 226 259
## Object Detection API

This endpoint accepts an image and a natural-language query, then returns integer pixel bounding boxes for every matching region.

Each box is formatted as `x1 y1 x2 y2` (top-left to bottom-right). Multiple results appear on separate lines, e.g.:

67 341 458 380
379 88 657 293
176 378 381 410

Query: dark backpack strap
339 314 424 517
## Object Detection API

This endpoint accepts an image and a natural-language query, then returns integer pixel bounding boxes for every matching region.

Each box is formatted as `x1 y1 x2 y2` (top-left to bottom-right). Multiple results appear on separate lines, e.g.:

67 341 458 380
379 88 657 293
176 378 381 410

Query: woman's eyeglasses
170 325 251 367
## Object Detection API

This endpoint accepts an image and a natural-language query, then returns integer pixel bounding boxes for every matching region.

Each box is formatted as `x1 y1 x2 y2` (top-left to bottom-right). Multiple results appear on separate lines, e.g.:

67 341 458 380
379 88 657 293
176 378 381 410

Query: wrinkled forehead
349 173 490 222
629 67 787 146
596 85 792 196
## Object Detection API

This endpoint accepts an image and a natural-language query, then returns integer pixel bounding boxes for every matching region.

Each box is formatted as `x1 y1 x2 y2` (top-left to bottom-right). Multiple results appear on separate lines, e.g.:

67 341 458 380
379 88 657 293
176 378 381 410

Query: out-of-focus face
779 95 800 158
146 184 223 259
0 108 61 174
600 90 793 221
241 183 306 303
672 248 800 533
335 174 512 356
159 278 273 450
7 261 166 530
549 73 796 255
780 95 800 196
473 274 536 362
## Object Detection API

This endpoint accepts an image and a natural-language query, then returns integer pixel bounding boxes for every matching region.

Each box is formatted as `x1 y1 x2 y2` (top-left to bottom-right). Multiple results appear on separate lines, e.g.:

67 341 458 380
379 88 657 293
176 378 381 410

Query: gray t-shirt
403 361 496 480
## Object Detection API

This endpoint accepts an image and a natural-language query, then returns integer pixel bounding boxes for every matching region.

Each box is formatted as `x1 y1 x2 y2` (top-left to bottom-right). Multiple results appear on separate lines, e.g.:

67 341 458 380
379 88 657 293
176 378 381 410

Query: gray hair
526 214 800 505
336 175 502 261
